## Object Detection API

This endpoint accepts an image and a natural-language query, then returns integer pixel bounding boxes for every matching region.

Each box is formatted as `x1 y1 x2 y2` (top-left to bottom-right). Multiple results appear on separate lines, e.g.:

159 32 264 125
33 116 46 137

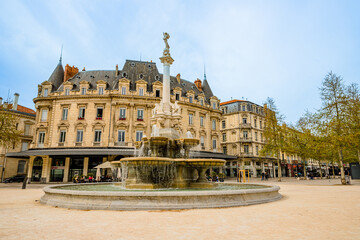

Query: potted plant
218 172 225 182
211 171 217 182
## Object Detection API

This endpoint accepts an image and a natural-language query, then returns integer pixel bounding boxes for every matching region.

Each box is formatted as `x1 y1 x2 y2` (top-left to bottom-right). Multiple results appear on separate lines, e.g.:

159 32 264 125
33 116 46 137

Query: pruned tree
0 109 21 147
260 97 285 181
316 72 348 184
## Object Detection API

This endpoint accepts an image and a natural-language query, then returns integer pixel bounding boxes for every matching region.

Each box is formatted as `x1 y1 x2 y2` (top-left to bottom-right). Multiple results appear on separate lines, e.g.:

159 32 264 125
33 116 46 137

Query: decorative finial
59 44 63 64
204 64 207 81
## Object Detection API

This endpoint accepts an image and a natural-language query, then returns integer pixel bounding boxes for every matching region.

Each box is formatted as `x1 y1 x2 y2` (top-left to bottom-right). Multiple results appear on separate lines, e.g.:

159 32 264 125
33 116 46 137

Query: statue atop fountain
151 32 181 139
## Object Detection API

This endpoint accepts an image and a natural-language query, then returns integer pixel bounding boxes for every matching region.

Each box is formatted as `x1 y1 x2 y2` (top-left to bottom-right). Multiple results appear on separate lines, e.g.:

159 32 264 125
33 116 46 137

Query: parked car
4 175 26 183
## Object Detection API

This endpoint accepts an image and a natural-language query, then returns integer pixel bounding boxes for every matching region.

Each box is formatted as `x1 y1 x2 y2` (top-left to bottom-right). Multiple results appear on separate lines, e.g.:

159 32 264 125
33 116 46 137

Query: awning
189 151 237 160
94 161 115 169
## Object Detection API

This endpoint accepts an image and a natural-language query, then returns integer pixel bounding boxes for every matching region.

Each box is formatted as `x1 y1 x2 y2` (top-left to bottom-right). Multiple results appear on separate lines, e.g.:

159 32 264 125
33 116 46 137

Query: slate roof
48 61 64 91
53 60 215 104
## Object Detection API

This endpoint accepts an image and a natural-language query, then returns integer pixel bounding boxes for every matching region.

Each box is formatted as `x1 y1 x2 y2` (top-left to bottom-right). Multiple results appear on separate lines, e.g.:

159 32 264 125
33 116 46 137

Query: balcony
93 142 101 146
58 142 64 147
137 118 143 121
78 117 84 120
96 117 103 120
240 137 253 142
239 123 252 128
115 141 125 146
241 152 254 157
75 142 82 146
119 117 126 121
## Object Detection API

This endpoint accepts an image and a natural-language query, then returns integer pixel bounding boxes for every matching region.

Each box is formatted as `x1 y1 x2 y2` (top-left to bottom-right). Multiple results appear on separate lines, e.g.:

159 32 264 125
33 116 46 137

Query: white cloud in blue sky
0 0 359 123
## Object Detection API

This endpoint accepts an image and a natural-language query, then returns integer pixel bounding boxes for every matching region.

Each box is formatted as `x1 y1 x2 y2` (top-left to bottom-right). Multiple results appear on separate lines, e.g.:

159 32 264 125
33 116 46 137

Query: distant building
220 99 275 177
0 93 36 181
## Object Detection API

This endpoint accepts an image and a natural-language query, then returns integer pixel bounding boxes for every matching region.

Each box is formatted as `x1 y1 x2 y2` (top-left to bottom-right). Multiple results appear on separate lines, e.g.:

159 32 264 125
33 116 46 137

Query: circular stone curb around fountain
40 183 281 211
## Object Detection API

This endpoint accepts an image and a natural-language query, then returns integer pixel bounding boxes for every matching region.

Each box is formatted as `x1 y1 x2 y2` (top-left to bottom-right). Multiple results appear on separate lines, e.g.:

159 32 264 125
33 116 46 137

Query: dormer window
65 88 70 96
175 93 180 101
121 86 126 95
139 88 144 96
200 99 204 106
189 96 193 103
156 89 160 97
43 88 48 97
99 87 104 95
81 87 86 95
212 102 217 109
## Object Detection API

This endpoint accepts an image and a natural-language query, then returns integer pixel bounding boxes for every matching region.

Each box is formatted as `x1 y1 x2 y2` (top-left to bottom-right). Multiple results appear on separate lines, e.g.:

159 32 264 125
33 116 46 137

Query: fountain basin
40 183 281 211
114 157 174 166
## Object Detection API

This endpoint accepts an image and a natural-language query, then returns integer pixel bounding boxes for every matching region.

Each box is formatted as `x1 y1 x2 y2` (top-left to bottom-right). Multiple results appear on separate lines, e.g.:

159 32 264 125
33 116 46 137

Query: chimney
176 73 181 84
115 64 119 77
194 78 202 91
0 97 2 106
82 67 86 71
13 93 19 110
63 64 79 82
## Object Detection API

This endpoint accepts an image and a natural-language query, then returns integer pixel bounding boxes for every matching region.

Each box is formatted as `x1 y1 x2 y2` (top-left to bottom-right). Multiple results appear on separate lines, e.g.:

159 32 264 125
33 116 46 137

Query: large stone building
0 94 36 181
220 99 308 178
12 57 233 183
219 99 275 177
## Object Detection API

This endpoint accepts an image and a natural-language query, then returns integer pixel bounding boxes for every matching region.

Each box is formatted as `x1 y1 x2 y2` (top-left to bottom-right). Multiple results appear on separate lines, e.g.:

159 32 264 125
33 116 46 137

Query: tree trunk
338 149 346 185
303 159 307 180
326 162 329 176
319 161 323 179
332 161 335 179
358 149 360 164
277 154 282 182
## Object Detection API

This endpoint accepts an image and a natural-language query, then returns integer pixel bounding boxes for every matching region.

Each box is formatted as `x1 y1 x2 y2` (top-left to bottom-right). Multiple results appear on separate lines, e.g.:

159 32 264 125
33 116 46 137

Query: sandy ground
1 179 360 240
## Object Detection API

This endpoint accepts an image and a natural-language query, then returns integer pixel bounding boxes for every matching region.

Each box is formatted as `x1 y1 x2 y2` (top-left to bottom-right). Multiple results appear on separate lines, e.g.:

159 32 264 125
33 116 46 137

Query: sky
0 0 359 123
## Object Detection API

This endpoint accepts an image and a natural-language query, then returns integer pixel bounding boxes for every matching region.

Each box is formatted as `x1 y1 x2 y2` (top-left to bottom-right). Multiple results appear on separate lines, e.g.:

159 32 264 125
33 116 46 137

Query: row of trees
261 72 360 185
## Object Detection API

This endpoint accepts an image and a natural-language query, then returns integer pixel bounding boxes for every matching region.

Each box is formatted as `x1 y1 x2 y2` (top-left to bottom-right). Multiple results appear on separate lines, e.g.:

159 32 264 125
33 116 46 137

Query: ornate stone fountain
112 32 226 189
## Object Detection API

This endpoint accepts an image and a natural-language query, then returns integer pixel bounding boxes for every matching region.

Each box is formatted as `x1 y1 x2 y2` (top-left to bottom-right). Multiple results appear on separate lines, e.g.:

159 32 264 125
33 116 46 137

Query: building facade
0 94 36 181
220 100 275 177
220 99 313 178
22 59 224 183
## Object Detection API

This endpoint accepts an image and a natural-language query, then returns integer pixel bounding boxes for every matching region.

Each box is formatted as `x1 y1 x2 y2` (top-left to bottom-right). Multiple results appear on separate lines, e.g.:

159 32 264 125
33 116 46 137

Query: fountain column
159 32 174 120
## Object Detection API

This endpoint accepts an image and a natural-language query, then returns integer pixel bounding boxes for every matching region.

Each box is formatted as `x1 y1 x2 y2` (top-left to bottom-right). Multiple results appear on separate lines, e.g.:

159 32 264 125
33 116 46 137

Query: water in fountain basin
185 131 193 138
189 144 201 158
151 125 160 137
137 143 145 157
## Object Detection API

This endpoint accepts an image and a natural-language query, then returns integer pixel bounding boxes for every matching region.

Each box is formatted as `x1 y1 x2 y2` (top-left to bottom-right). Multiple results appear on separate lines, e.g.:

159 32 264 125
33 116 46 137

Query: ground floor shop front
27 155 126 183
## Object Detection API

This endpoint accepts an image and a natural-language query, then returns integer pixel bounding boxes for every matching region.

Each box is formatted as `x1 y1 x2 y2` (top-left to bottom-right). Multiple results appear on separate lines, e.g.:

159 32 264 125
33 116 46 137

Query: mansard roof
55 60 215 103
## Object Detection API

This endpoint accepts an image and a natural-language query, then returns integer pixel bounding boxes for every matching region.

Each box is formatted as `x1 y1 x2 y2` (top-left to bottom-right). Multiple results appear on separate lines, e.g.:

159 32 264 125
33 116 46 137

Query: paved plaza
1 178 360 240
